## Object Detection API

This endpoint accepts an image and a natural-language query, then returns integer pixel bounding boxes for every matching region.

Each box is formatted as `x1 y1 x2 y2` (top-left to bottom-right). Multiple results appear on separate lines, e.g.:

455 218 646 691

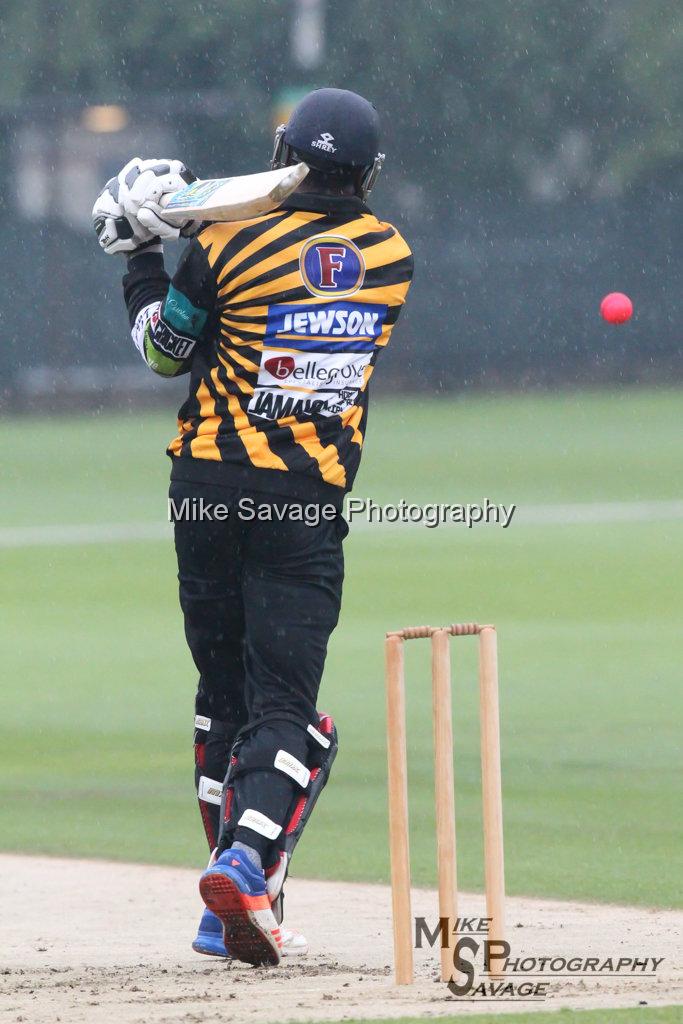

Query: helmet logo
310 132 338 154
300 234 365 298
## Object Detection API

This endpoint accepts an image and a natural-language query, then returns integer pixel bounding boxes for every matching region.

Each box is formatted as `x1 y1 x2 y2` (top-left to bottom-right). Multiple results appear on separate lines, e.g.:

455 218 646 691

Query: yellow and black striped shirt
125 192 413 502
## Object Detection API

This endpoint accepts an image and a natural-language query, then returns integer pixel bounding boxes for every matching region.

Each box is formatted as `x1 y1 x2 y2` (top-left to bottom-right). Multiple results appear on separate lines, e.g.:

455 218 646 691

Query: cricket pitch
1 854 680 1022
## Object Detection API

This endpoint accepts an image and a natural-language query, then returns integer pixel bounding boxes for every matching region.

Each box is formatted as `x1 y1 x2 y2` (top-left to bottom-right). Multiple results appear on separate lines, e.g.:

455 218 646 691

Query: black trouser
170 479 346 858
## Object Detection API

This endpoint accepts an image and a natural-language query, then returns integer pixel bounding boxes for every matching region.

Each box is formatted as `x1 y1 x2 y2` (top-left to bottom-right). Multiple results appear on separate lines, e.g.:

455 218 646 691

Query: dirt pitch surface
1 855 681 1023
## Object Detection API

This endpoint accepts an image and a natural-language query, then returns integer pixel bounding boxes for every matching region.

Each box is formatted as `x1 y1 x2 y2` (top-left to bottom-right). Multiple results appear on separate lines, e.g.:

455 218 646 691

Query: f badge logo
300 234 365 297
316 246 346 288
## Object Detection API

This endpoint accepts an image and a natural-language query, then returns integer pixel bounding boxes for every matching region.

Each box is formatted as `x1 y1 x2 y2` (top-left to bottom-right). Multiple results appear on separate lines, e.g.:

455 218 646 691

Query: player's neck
295 182 357 198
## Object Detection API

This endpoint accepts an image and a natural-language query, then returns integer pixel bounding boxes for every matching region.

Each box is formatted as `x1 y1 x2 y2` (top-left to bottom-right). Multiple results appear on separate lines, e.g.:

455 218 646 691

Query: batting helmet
271 88 384 198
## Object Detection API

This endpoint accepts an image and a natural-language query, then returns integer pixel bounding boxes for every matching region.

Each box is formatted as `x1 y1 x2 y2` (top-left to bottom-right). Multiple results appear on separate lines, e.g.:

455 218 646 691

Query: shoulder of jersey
195 210 412 283
366 215 412 254
385 221 411 253
196 211 284 247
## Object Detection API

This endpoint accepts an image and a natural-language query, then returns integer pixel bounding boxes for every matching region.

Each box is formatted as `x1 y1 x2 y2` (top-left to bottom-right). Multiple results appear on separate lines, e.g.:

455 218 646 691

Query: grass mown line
314 1006 682 1024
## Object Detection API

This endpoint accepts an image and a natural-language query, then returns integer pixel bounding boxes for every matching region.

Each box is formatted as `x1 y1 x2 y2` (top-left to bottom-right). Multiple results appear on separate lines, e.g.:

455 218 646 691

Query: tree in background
1 0 680 195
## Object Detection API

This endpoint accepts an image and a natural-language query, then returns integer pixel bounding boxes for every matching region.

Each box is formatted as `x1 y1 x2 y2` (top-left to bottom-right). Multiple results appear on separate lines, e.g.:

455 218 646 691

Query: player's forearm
122 253 189 377
122 251 170 325
123 239 217 379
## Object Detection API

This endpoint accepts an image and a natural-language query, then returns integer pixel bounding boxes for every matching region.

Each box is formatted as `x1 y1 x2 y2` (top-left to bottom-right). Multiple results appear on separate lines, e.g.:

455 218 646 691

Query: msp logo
300 234 365 298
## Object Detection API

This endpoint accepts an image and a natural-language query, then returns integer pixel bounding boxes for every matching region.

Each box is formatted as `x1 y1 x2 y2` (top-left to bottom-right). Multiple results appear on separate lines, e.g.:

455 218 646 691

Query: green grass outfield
320 1009 683 1024
2 390 682 907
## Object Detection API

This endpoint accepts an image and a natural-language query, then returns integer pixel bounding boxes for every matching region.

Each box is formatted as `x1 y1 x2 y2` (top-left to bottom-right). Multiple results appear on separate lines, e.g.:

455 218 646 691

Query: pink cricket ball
600 292 633 324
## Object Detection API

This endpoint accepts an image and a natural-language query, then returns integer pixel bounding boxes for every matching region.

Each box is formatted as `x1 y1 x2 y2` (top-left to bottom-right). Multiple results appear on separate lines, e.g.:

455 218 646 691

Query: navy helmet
271 88 384 198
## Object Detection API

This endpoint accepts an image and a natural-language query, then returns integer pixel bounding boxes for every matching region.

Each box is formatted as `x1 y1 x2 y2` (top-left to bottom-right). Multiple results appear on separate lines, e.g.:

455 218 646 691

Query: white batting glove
92 176 161 256
118 157 200 241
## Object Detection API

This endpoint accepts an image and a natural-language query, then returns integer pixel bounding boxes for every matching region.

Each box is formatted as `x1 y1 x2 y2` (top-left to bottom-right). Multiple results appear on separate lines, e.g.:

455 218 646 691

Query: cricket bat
159 162 309 224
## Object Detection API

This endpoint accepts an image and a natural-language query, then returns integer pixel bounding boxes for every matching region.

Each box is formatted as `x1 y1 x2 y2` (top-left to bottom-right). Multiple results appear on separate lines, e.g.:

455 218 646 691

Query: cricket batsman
93 88 413 966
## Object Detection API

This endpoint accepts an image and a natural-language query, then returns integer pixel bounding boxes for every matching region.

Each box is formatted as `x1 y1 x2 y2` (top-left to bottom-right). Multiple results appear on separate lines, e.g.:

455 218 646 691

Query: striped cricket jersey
123 192 413 503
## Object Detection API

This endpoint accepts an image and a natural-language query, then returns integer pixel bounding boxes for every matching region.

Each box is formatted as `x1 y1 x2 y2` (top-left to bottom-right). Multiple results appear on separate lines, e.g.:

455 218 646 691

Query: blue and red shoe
192 907 231 958
199 848 282 966
192 906 308 958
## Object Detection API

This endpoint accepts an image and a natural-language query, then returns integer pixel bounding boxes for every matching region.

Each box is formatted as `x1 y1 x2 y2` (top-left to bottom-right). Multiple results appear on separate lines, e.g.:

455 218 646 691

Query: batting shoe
199 848 282 966
192 907 230 958
192 907 308 958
